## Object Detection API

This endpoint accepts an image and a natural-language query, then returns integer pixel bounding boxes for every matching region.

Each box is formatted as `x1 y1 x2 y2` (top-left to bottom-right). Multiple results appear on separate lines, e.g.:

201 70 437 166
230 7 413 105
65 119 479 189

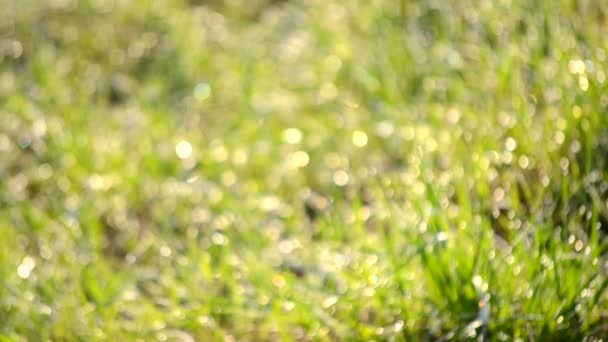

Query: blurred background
1 0 607 340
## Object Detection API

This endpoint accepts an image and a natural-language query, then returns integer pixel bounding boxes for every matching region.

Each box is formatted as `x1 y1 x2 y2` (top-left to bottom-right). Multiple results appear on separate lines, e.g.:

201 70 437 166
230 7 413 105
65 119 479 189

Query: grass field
1 0 608 340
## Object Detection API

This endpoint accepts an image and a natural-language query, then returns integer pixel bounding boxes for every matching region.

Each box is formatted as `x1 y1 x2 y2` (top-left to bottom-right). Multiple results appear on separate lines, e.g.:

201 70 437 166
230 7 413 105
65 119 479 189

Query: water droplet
319 82 337 101
38 163 53 180
570 140 581 154
579 76 589 91
18 135 32 149
17 256 36 279
282 301 295 311
394 320 404 332
322 296 338 308
436 232 448 244
38 304 52 316
232 148 248 165
376 121 394 137
176 140 192 159
352 130 368 147
569 59 586 74
278 240 295 254
559 157 570 171
505 137 517 151
518 155 529 169
472 275 483 288
261 196 280 211
221 170 236 186
282 128 302 144
272 274 286 288
88 174 106 190
193 83 211 102
211 232 227 245
581 288 591 298
493 187 505 202
574 240 584 252
333 170 349 186
160 246 171 257
447 108 460 124
287 151 309 168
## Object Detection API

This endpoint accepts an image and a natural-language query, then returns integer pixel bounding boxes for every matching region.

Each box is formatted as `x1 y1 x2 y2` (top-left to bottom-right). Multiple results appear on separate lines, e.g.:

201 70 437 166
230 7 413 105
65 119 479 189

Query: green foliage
1 0 607 340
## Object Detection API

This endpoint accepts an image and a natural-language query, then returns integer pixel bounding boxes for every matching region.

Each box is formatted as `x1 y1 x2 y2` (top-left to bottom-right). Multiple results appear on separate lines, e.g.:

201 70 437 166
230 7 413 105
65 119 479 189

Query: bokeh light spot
176 140 193 159
333 170 349 186
193 83 211 102
352 130 368 147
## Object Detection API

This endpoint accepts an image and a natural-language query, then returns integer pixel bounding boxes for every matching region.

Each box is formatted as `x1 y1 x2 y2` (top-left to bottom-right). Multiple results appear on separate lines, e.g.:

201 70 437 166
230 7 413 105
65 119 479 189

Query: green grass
1 0 608 340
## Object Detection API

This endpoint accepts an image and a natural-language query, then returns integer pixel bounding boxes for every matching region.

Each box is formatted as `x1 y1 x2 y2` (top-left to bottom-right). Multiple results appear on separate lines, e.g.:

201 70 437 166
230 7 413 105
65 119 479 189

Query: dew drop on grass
493 187 505 202
198 315 212 327
541 175 550 187
193 83 211 102
567 234 576 245
597 70 606 84
278 240 295 254
447 108 460 124
333 170 349 186
282 301 295 311
436 231 448 244
572 105 582 118
352 130 368 147
0 134 11 152
18 135 32 149
88 174 106 190
472 275 483 288
232 148 248 165
559 157 570 171
261 195 280 211
574 240 584 252
376 121 394 137
518 155 529 169
505 137 517 151
287 151 309 168
38 304 52 316
579 76 589 91
176 140 192 159
322 296 338 308
211 143 228 162
319 82 337 101
282 128 302 144
160 246 171 257
221 170 236 186
394 320 404 332
17 256 36 279
272 274 286 288
38 163 53 180
569 59 585 74
570 140 581 154
211 232 227 246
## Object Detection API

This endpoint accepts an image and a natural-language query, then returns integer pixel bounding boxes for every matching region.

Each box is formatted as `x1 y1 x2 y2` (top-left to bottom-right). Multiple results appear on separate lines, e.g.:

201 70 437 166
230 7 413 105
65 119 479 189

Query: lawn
1 0 607 340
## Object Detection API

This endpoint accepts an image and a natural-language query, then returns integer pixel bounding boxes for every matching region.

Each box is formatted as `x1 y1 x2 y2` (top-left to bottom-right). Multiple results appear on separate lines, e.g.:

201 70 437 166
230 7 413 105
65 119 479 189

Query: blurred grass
1 0 608 340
